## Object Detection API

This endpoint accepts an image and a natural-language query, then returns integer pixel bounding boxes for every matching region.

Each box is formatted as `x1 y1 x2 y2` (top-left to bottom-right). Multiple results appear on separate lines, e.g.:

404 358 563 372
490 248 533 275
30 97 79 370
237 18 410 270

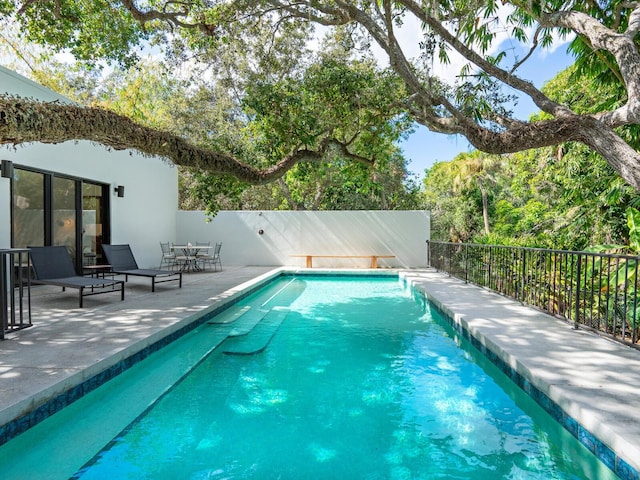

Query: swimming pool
0 275 618 478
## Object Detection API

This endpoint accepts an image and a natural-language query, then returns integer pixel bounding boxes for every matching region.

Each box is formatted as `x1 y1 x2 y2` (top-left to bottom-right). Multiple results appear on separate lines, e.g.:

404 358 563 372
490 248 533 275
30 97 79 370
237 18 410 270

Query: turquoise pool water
0 276 617 479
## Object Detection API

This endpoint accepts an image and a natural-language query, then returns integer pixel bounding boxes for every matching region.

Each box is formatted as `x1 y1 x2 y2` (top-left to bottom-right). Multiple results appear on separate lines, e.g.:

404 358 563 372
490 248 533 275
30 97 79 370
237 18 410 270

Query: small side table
83 264 113 279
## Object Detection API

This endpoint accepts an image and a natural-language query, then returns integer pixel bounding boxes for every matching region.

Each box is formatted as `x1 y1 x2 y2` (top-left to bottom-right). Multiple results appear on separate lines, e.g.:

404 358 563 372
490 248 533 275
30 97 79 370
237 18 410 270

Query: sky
398 45 576 180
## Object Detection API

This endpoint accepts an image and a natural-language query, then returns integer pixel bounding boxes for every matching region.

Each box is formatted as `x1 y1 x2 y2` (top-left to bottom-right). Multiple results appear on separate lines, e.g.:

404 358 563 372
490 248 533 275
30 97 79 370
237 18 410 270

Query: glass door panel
82 182 105 266
53 177 77 267
11 169 45 248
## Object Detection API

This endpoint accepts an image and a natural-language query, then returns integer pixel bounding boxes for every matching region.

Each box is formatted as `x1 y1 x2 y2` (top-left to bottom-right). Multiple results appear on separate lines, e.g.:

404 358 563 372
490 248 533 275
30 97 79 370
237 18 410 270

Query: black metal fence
427 241 640 349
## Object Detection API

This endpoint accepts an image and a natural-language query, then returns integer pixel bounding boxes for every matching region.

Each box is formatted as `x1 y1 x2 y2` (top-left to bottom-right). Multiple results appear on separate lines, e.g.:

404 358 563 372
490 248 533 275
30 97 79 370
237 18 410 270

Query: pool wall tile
617 458 640 480
419 288 638 480
565 416 579 437
597 441 617 472
578 426 596 453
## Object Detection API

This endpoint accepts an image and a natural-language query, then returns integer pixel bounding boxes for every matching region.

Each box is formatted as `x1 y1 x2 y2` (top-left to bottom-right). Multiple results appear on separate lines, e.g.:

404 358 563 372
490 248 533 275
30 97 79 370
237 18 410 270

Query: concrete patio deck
0 267 639 478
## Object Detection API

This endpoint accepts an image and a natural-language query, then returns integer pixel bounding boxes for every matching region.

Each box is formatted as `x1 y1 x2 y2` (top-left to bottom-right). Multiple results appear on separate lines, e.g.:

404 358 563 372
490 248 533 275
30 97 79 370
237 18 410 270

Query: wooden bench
289 254 396 268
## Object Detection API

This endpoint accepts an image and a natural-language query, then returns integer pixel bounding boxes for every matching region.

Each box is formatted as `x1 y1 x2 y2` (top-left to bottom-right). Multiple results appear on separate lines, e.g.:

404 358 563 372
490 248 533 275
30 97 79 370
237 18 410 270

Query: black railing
427 241 640 349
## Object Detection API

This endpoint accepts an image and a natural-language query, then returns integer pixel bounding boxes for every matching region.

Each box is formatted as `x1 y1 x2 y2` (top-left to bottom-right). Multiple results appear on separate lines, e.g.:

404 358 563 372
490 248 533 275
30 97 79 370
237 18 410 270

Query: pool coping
1 267 639 479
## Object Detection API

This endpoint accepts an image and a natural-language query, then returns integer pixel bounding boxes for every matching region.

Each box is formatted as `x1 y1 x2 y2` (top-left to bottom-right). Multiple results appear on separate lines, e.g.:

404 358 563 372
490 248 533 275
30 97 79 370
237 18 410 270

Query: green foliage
565 0 639 94
237 55 418 210
1 0 640 198
243 57 409 156
423 55 640 251
424 139 640 249
180 170 247 218
626 208 640 254
13 0 148 67
422 159 483 242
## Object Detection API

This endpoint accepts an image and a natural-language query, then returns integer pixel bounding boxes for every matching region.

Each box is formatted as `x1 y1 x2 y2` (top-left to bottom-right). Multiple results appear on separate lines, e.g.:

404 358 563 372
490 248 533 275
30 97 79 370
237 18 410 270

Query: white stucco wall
176 210 430 268
0 66 178 268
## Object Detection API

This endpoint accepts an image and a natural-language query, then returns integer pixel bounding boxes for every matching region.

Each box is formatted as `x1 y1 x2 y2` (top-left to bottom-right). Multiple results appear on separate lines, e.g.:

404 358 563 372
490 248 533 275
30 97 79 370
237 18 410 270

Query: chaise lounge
102 244 182 292
29 245 125 308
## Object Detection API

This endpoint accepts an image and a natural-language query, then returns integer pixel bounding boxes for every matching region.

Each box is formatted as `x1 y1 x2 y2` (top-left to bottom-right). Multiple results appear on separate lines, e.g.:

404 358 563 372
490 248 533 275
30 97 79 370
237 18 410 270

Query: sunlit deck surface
1 267 639 477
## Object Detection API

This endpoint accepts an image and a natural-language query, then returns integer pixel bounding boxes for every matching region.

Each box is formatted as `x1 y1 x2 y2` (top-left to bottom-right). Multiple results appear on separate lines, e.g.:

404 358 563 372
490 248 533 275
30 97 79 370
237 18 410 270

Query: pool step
228 308 270 337
261 278 306 308
224 278 305 336
222 307 289 355
206 305 251 324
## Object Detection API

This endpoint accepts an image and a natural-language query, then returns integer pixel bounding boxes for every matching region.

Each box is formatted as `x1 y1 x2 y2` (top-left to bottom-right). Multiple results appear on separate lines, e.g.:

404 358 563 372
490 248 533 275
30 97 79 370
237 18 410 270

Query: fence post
634 259 639 344
0 252 6 340
487 246 492 288
574 253 581 330
464 244 469 283
520 249 526 302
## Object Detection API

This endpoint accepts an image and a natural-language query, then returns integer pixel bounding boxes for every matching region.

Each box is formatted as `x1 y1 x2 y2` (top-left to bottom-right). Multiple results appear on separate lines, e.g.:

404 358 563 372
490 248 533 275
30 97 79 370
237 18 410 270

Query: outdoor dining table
171 244 211 272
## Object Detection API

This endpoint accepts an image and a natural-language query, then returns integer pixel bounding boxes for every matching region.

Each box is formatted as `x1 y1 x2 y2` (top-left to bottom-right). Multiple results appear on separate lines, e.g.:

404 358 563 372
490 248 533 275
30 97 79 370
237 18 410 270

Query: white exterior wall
0 66 178 268
176 210 430 268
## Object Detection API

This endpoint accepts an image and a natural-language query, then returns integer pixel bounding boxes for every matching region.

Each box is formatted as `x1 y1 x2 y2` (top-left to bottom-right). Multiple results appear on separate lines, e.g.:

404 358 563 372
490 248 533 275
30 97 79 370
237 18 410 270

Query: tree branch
118 0 218 34
535 7 640 126
511 26 541 73
402 0 571 119
0 95 372 184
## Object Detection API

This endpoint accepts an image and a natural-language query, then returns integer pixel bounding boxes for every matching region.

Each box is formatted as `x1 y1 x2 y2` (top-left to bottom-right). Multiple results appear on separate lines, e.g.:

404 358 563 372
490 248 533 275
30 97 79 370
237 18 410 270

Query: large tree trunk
478 182 490 236
0 96 373 185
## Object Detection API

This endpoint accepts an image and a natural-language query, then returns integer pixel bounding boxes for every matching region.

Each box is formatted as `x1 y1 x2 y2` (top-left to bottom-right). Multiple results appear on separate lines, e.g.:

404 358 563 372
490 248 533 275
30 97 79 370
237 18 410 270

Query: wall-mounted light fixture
1 159 14 179
114 185 125 197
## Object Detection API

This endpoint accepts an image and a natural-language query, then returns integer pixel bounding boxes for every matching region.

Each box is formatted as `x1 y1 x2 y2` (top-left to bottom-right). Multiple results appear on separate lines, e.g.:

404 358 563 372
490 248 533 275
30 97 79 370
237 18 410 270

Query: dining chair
211 242 222 272
159 242 178 270
195 241 213 270
171 242 192 271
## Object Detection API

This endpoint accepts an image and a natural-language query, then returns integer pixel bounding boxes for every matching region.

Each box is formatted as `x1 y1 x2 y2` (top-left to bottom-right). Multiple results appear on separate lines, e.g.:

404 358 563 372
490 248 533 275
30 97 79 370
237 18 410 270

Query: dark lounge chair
29 246 125 308
102 244 182 292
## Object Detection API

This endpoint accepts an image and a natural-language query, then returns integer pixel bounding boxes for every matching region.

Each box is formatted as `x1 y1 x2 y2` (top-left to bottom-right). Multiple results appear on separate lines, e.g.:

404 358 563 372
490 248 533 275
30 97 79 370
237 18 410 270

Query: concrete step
206 305 251 324
222 307 289 355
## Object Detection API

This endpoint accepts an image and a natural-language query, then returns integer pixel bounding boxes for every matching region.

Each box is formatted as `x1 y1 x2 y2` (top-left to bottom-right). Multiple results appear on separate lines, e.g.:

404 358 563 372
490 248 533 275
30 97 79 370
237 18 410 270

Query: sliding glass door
11 167 110 271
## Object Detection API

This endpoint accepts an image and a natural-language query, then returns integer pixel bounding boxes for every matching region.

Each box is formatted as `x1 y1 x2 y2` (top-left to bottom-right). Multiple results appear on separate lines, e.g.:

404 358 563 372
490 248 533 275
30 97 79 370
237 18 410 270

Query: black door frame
9 165 111 272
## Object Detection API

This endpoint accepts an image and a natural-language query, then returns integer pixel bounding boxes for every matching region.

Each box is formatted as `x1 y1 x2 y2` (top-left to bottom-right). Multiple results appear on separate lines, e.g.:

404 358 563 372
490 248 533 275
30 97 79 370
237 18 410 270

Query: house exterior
0 65 178 269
